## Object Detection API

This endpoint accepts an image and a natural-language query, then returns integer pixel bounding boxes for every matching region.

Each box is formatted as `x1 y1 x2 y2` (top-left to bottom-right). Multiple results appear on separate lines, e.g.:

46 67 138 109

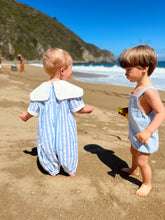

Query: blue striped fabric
27 84 84 175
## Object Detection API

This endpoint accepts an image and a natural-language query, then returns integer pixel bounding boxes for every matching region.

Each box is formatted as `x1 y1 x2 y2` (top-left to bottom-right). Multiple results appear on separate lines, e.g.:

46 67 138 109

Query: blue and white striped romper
27 81 85 176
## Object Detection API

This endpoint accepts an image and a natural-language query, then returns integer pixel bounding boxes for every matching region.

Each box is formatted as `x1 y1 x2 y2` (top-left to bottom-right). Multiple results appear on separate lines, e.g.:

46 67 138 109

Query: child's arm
136 89 165 144
19 101 39 122
19 112 33 122
76 105 94 114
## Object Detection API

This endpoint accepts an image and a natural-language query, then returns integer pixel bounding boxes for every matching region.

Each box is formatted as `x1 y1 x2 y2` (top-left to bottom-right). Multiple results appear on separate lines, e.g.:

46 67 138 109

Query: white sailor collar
30 80 84 101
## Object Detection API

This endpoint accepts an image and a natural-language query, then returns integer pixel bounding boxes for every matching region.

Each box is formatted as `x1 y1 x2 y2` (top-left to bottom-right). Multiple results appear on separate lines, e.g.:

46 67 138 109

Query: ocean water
30 61 165 91
72 62 165 91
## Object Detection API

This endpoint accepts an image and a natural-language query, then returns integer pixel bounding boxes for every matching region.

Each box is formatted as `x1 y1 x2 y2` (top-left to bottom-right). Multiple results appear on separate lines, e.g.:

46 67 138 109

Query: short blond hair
43 48 72 76
119 45 158 76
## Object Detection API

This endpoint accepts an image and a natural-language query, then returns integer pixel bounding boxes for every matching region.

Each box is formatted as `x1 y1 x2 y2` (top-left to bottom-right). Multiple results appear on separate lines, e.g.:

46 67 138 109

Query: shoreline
2 63 165 93
72 71 108 78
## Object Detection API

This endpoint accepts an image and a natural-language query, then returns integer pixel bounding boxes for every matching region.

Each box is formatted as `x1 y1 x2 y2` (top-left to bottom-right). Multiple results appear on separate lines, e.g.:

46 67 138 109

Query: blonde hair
119 45 158 76
43 48 72 76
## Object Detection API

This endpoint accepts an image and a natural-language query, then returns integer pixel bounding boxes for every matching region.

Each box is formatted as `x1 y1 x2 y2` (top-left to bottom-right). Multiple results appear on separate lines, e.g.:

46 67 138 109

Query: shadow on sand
23 147 68 176
84 144 141 187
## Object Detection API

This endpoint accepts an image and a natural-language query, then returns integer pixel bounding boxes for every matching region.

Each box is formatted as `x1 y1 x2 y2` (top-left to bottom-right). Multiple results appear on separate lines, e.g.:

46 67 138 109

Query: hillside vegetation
0 0 116 62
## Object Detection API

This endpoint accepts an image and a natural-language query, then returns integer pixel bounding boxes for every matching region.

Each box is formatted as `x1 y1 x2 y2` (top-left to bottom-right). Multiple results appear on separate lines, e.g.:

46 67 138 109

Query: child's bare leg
135 152 151 197
121 145 139 176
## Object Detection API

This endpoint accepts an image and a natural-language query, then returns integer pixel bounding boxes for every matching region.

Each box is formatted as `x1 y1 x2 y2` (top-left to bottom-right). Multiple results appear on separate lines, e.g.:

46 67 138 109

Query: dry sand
0 64 165 220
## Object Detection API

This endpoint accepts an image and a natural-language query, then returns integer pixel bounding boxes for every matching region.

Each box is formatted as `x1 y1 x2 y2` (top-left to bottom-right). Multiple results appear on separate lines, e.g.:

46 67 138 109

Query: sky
16 0 165 60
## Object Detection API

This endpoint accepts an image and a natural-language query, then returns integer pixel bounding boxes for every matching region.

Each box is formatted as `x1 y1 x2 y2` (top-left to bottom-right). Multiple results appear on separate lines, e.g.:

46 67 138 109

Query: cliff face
0 0 116 62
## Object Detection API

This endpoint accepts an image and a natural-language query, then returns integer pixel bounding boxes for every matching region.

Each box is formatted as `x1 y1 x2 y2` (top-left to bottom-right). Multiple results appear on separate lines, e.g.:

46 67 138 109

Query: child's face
63 63 73 81
124 67 144 82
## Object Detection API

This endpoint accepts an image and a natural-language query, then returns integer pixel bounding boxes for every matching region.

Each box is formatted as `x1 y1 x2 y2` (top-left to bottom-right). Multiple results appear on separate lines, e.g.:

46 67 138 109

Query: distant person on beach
17 54 24 72
0 54 2 72
119 45 165 197
19 48 94 177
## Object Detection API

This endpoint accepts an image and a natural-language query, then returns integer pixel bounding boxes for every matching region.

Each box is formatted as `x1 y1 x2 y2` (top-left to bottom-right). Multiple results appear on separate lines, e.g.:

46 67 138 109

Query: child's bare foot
70 173 75 178
121 167 139 176
135 184 152 197
51 175 56 177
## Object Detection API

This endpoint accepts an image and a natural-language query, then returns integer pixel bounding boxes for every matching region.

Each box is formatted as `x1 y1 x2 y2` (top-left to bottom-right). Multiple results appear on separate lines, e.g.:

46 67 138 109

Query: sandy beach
0 64 165 220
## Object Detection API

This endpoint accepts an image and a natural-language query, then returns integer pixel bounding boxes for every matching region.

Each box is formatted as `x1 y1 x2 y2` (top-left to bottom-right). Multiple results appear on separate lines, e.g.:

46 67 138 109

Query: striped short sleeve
68 97 85 113
27 101 40 116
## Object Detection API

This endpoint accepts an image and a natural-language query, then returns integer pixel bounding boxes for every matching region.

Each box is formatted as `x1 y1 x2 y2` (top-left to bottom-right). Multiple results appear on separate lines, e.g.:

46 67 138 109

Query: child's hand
19 112 28 121
19 112 33 122
77 105 94 114
85 105 94 113
135 129 151 145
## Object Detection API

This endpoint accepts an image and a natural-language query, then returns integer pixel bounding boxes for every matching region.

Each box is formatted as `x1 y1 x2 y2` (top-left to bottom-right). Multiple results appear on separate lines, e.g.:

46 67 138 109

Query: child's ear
60 67 64 75
59 67 64 79
142 66 149 73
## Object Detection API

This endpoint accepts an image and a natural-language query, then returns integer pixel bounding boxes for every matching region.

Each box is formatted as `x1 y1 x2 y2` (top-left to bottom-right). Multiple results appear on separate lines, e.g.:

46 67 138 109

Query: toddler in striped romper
19 48 94 177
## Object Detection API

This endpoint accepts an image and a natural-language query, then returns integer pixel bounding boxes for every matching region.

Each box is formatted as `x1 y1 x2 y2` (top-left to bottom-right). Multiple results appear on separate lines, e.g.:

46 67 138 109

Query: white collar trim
30 80 84 101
